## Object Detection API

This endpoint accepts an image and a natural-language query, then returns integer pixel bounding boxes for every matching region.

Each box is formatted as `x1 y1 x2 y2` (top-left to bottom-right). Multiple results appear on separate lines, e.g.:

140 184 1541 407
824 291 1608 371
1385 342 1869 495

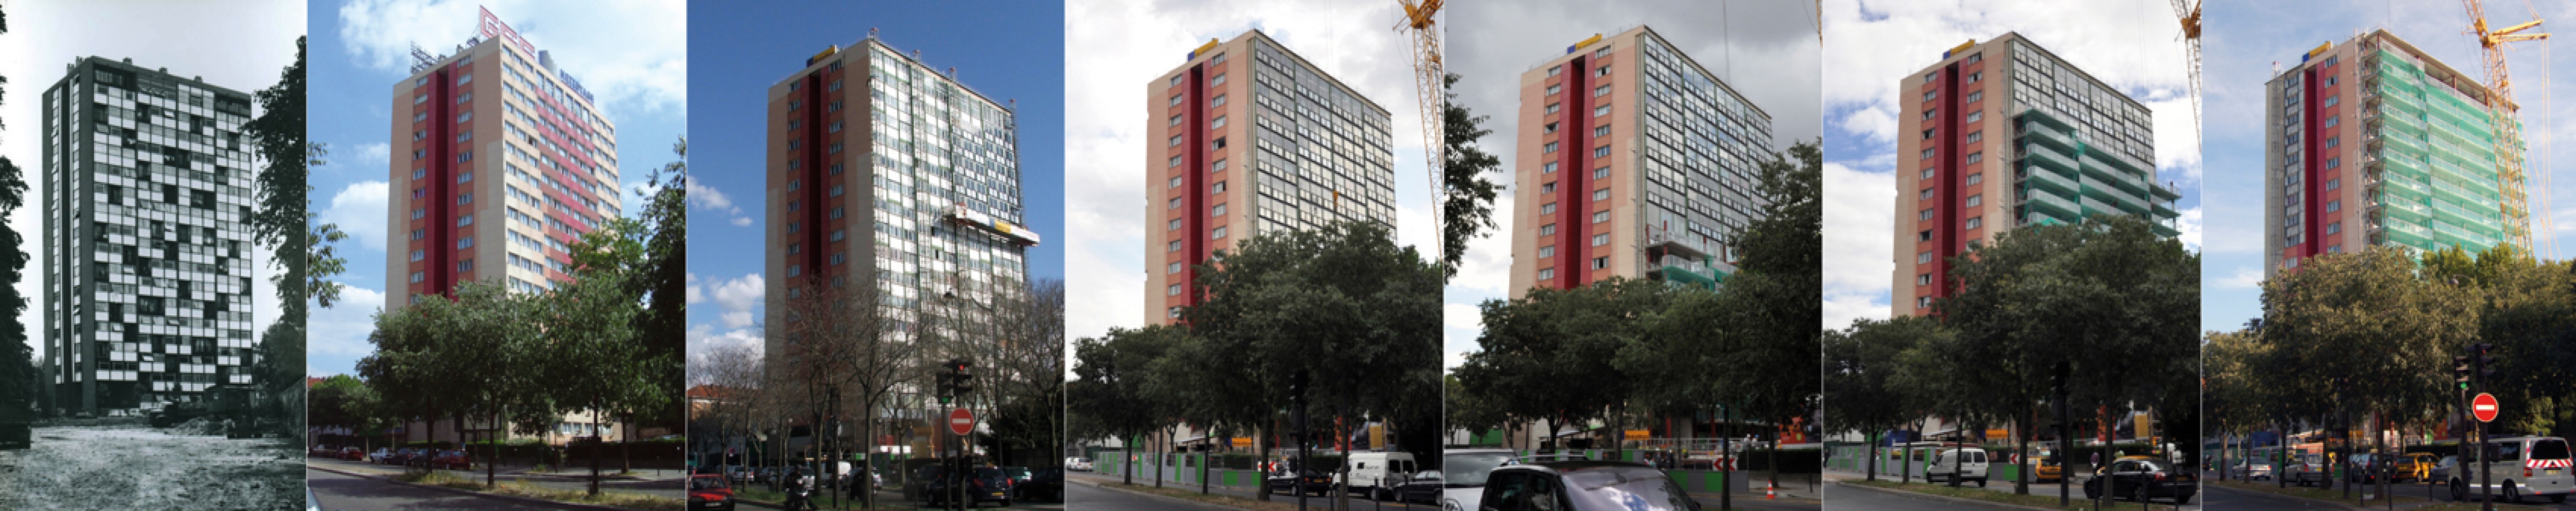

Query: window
1965 111 1982 123
1592 189 1609 202
1918 274 1933 286
2323 95 2338 107
1170 176 1183 189
1212 159 1228 172
830 207 845 219
1544 122 1559 134
1918 251 1934 264
1923 109 1936 120
1211 181 1226 193
1548 65 1563 77
1966 195 1982 207
1964 131 1982 143
1967 71 1982 83
1169 94 1183 106
409 250 426 262
2325 157 2339 170
1168 197 1182 210
1211 94 1227 107
1542 183 1557 193
1169 74 1183 87
1966 216 1984 229
1169 156 1182 168
1592 167 1609 179
1591 233 1609 246
457 111 472 123
1546 103 1561 115
1544 142 1559 153
1594 65 1610 77
2326 222 2342 235
1170 135 1183 147
1168 240 1181 252
1922 128 1935 140
2326 178 2340 190
1211 116 1226 128
1168 284 1182 296
2326 200 2340 212
2324 115 2338 127
1547 84 1561 96
1542 162 1558 173
1918 296 1933 309
410 272 425 283
1921 148 1935 160
1211 203 1227 216
1594 85 1611 98
1540 203 1557 214
1919 188 1934 201
1965 152 1983 164
1593 105 1610 118
1170 114 1182 126
457 192 474 205
829 184 845 197
1210 226 1228 239
1925 72 1938 84
1921 168 1935 180
1592 146 1610 158
1592 46 1612 59
457 214 475 227
1211 73 1226 85
1919 209 1935 221
1590 257 1608 269
458 171 474 183
787 222 801 233
1592 211 1609 224
2324 136 2338 148
1966 172 1983 185
788 266 802 277
1966 90 1983 103
1538 246 1555 257
1924 90 1937 102
457 236 474 249
1539 224 1556 236
1594 125 1610 138
1168 262 1183 274
1211 52 1226 63
1539 268 1555 280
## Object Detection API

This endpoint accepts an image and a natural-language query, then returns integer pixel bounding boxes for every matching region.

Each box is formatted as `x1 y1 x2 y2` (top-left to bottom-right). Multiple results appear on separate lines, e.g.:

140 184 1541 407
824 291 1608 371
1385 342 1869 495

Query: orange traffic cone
1765 482 1777 500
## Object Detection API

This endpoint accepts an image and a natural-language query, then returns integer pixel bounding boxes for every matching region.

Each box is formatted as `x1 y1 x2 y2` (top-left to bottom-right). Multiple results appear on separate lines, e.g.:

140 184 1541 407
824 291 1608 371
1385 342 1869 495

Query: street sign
948 408 976 435
2473 393 2501 422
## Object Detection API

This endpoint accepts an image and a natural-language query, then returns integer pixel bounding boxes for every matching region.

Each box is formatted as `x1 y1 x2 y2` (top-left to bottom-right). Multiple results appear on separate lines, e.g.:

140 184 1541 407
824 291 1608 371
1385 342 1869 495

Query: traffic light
2473 343 2499 383
949 359 976 396
2454 355 2475 390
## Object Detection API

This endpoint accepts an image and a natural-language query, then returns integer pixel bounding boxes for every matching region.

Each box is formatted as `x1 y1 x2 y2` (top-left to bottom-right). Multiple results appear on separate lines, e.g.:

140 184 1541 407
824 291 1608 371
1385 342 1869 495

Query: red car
688 473 735 510
434 451 474 471
339 447 364 461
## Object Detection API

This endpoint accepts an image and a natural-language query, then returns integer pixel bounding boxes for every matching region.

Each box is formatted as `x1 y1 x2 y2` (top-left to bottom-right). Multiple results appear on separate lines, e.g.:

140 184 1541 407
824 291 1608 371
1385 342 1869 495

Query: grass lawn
397 470 685 511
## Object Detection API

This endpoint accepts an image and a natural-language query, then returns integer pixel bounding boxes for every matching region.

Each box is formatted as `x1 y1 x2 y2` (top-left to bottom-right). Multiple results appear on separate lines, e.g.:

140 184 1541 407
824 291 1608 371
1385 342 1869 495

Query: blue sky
684 1 1068 359
307 0 688 377
2200 0 2576 333
1819 0 2206 329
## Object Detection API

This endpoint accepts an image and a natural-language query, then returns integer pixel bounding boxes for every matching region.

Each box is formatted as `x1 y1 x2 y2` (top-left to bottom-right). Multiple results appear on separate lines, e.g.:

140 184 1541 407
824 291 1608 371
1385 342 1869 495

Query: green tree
1937 214 2198 496
0 9 32 423
1069 325 1186 485
244 35 325 434
1439 73 1501 278
1825 317 1943 481
1183 219 1440 509
2257 245 2475 491
1460 277 1670 453
308 375 386 448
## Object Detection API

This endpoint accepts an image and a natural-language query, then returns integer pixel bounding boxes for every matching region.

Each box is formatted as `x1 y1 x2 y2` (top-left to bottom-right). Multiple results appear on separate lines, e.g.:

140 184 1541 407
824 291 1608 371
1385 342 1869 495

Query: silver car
1440 448 1523 511
1474 460 1699 511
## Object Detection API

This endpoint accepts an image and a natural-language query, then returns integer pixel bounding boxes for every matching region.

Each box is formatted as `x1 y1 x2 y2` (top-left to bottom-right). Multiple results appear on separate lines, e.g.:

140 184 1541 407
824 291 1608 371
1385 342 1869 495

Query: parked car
1477 460 1695 511
1266 465 1333 497
339 446 364 461
1440 448 1522 511
688 473 736 510
921 466 1012 508
1392 469 1445 504
2431 455 2457 483
1925 447 1991 487
1014 467 1064 502
2288 452 2329 486
2393 452 2439 483
1000 465 1033 488
1341 451 1419 501
2084 456 2197 504
364 448 390 463
2346 453 2390 484
308 445 336 458
2036 453 2065 483
435 450 473 471
2452 436 2576 504
1066 457 1093 472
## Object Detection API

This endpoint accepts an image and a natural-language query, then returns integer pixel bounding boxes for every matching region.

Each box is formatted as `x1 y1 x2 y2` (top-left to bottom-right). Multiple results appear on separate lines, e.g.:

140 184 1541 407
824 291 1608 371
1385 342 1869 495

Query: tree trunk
2015 406 2031 495
1257 420 1272 501
487 410 499 487
1865 431 1878 481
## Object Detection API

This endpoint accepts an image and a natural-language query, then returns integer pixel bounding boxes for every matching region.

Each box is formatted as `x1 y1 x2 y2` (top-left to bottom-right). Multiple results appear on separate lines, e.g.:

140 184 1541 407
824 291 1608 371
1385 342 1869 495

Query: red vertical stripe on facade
1182 63 1208 307
1555 55 1589 290
1931 63 1960 300
428 66 456 298
801 73 829 284
2301 67 2321 261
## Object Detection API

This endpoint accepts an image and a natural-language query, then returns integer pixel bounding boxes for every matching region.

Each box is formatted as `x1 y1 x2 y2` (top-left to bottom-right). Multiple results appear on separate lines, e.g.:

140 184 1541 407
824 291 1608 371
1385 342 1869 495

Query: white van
1925 447 1991 487
2453 436 2576 504
1340 451 1419 501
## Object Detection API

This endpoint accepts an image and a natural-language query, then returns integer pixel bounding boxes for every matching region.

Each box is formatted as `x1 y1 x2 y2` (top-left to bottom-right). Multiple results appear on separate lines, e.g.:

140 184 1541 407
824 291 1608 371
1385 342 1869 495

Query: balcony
2024 187 2081 221
2019 142 2079 176
2375 197 2430 222
1652 255 1724 291
2021 163 2081 197
2380 219 2434 248
2152 219 2181 238
2018 108 2076 133
2151 181 2183 202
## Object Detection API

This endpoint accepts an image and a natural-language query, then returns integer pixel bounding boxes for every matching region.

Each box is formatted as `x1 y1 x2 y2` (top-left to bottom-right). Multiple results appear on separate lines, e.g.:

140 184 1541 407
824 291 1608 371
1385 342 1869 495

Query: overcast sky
1064 0 1441 347
0 0 302 365
1819 0 2205 330
2200 0 2576 333
1443 0 1823 370
307 0 687 376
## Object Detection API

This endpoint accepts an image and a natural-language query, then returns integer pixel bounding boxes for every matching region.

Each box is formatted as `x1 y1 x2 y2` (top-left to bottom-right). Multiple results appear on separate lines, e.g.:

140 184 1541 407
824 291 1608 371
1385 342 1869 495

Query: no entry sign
949 408 976 435
2473 393 2500 423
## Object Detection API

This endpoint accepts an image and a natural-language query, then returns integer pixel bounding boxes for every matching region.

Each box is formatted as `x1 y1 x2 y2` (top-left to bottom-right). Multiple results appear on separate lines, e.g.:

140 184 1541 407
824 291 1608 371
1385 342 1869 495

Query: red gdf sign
2473 393 2501 423
948 408 976 435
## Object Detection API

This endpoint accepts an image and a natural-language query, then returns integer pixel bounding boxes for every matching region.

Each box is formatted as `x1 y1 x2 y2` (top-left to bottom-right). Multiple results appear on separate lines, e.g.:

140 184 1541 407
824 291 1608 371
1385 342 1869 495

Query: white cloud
2174 206 2204 252
2215 266 2264 289
321 181 391 254
688 323 764 359
702 273 763 329
310 287 387 360
684 179 751 227
337 0 686 116
345 143 391 170
1821 162 1895 326
1822 292 1891 330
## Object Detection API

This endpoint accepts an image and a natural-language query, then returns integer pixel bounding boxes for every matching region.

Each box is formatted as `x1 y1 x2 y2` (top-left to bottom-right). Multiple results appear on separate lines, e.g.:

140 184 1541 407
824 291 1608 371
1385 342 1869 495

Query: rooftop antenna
409 43 436 73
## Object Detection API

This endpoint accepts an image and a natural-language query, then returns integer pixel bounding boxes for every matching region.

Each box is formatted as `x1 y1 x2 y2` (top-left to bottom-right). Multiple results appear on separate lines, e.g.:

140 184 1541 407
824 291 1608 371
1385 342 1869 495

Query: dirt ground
0 425 302 508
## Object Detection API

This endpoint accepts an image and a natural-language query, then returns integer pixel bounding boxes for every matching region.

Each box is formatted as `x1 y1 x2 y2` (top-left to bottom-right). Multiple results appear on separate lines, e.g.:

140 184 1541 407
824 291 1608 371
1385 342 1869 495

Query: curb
2202 483 2377 511
309 464 641 511
1831 480 2063 511
1070 478 1268 511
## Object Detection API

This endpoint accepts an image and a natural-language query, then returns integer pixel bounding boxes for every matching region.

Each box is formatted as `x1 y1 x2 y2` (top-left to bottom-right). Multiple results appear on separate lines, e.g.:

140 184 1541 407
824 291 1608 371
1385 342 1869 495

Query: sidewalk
308 462 637 511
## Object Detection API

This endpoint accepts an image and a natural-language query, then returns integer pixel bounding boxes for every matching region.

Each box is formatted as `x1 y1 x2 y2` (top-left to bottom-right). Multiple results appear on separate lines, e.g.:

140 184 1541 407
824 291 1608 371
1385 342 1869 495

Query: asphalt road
1822 483 2021 511
1070 470 1444 509
311 458 681 499
310 467 589 510
1069 479 1231 511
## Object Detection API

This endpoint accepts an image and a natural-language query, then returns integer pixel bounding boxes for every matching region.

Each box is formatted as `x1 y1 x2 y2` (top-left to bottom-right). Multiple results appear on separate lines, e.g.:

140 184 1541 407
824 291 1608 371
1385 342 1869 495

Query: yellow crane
2173 0 2201 131
1396 0 1442 245
2463 0 2549 256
